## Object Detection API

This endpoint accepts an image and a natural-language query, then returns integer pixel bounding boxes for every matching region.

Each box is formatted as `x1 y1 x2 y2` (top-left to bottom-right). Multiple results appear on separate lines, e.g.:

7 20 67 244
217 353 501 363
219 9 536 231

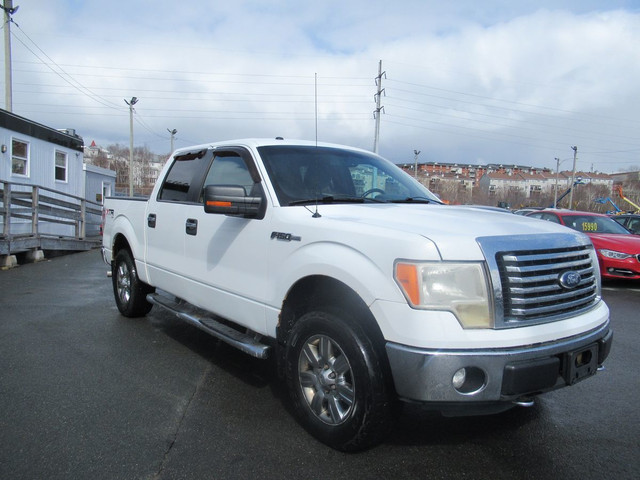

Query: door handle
147 213 157 228
186 218 198 236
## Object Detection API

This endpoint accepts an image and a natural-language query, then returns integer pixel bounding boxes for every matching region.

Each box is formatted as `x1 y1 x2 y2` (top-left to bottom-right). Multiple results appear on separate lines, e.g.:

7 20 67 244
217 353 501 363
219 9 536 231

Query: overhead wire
9 24 123 111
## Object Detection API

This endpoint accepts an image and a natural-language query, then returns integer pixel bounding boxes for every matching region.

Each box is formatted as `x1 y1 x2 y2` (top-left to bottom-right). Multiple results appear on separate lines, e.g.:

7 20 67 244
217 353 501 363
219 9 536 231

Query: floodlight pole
125 97 138 196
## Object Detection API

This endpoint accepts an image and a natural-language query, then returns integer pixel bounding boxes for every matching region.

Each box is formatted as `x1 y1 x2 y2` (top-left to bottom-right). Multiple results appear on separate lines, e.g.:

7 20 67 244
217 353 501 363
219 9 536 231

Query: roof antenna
312 72 321 218
315 72 318 146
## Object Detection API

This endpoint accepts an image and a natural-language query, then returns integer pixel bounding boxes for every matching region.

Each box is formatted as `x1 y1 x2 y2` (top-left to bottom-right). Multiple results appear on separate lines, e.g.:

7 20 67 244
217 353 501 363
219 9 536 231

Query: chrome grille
477 233 601 329
497 245 598 325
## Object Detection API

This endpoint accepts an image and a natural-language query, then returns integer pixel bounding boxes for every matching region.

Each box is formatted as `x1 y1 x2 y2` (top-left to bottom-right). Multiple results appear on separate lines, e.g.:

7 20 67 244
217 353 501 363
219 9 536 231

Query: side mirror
203 185 262 218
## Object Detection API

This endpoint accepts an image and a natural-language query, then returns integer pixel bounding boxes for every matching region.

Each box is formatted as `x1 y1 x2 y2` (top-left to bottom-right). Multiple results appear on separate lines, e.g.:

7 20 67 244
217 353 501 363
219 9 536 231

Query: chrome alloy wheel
116 261 132 305
298 334 355 425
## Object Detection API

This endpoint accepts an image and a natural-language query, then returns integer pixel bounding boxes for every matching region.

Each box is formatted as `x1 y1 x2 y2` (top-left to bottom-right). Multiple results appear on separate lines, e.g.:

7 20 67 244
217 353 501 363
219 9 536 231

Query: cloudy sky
3 0 640 172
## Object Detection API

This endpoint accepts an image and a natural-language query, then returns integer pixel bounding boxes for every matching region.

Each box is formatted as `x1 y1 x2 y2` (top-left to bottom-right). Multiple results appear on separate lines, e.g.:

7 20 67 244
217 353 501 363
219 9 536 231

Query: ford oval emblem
559 271 581 289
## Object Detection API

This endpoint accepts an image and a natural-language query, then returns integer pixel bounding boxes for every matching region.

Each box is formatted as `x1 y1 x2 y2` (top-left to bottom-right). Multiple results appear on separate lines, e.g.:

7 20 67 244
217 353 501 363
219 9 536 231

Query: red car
526 209 640 280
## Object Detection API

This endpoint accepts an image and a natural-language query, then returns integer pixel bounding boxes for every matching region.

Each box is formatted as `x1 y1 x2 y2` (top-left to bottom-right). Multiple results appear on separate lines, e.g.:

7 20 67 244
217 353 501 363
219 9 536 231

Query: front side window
202 151 255 195
11 139 29 176
55 151 68 182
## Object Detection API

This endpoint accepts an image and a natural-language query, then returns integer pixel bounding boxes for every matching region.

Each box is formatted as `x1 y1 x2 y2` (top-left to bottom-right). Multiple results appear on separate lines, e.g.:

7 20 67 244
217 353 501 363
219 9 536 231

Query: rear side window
627 218 640 234
158 150 209 202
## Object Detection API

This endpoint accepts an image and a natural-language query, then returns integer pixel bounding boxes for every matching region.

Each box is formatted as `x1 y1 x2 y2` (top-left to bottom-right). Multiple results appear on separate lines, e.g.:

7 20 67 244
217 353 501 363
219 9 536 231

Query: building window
55 150 68 182
11 138 29 176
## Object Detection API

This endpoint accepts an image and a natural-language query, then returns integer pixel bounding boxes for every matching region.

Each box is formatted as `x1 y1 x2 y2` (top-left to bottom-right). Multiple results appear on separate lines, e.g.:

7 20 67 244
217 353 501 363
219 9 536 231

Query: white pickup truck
102 138 612 451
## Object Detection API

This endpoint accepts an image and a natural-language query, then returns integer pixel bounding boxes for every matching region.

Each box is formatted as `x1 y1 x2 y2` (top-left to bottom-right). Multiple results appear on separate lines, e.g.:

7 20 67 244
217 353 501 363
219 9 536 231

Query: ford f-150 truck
102 138 612 451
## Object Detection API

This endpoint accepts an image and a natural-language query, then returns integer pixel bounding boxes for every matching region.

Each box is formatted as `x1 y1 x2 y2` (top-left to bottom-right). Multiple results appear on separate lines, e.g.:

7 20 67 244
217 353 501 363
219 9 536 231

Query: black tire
112 249 154 317
285 311 393 451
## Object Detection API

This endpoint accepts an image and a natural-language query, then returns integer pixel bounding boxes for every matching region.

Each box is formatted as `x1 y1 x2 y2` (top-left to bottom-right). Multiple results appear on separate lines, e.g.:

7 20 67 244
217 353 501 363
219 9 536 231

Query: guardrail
1 180 102 255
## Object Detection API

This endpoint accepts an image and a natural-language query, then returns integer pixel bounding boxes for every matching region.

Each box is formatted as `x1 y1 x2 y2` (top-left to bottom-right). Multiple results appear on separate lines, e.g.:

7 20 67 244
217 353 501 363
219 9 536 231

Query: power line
9 30 121 110
387 77 640 127
384 98 640 147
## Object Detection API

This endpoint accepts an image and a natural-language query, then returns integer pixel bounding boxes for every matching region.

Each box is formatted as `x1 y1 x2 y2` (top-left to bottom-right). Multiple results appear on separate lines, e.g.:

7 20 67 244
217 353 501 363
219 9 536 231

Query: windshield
560 214 632 234
257 145 441 206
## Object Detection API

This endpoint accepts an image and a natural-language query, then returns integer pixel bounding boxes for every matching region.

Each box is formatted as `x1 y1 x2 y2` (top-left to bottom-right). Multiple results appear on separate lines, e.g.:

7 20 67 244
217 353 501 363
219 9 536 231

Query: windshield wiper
391 196 440 204
288 196 366 206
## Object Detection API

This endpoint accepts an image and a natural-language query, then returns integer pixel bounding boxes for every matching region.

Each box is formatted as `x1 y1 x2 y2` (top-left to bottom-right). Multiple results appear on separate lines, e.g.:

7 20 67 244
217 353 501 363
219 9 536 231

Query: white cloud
3 1 640 172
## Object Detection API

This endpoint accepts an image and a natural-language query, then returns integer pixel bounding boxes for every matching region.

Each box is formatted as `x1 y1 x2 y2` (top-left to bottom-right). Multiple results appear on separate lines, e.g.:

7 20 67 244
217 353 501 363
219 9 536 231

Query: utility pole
568 146 578 210
125 97 138 196
413 150 421 179
167 128 177 153
1 0 18 112
372 60 385 154
553 157 560 208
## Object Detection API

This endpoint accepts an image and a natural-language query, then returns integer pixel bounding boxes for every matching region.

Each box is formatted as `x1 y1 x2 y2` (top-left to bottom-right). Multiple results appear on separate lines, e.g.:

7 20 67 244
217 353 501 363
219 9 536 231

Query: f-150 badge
271 231 301 242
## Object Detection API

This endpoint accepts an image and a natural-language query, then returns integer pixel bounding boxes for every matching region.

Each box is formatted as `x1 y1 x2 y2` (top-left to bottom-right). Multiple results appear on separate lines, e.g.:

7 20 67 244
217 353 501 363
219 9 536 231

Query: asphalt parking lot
0 250 638 480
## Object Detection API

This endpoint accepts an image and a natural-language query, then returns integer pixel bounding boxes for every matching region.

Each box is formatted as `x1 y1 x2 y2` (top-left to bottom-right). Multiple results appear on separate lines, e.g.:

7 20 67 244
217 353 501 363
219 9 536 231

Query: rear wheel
112 249 154 317
285 310 393 451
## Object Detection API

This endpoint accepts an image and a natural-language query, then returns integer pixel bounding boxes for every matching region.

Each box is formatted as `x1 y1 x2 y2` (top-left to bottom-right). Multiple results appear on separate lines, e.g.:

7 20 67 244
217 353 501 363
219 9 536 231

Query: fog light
452 367 486 395
452 368 466 389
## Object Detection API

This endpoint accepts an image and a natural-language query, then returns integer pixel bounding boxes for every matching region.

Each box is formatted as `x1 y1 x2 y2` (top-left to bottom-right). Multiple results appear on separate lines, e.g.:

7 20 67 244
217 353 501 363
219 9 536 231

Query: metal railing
1 180 102 243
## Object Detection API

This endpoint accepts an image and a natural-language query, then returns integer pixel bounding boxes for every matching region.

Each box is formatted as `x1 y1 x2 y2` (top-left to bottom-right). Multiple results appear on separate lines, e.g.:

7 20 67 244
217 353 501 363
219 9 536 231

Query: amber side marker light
206 201 232 207
395 263 420 305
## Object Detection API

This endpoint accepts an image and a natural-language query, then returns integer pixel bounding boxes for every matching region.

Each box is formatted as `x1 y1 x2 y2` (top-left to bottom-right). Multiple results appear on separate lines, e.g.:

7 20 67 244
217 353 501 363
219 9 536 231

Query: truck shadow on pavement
145 305 544 450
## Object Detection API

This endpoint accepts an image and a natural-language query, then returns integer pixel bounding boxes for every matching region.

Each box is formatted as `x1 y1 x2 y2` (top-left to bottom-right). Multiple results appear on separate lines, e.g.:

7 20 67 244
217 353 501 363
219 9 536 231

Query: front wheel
112 249 154 317
285 311 393 451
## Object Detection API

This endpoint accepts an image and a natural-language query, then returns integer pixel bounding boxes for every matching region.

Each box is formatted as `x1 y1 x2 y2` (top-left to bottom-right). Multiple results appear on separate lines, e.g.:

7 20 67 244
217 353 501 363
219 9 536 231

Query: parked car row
524 209 640 281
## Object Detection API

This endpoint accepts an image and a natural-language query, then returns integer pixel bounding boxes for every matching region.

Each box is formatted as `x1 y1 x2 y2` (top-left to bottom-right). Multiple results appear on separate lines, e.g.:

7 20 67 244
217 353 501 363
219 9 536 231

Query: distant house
478 171 528 198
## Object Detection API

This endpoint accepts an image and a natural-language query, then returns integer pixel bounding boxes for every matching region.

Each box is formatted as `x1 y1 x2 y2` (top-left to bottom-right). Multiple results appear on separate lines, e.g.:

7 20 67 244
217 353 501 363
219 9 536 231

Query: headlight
599 249 633 260
394 261 493 328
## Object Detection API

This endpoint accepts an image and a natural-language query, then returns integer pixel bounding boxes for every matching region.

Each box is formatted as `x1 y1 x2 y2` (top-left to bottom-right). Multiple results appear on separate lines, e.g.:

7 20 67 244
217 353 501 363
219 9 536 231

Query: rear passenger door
145 149 211 290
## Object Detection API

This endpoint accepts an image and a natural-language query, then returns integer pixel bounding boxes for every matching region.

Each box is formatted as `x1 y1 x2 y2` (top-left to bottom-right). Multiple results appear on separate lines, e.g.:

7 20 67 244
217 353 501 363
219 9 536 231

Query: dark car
610 213 640 234
526 209 640 280
513 207 545 216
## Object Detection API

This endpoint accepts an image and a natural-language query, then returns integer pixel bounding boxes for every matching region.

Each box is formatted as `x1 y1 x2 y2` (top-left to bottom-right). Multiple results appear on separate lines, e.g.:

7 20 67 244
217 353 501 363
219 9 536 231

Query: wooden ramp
0 234 101 256
1 180 103 266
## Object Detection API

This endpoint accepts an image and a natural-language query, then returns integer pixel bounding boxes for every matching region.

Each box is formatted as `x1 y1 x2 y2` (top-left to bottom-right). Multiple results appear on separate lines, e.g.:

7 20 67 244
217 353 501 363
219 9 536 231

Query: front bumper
600 256 640 279
386 320 612 406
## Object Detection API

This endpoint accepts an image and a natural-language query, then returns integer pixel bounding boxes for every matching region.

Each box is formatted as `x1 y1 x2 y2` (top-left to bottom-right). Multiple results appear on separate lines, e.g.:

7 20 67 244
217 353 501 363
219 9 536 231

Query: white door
183 149 270 334
146 148 270 334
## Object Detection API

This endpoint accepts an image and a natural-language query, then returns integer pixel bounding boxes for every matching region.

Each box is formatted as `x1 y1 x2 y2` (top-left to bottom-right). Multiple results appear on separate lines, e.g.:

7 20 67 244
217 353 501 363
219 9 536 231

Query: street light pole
568 146 578 210
167 128 177 153
413 149 421 179
554 157 561 208
125 97 138 196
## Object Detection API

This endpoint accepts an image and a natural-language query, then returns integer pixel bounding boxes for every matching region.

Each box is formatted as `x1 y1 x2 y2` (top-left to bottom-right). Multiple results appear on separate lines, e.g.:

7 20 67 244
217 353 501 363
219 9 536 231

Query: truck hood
309 203 583 260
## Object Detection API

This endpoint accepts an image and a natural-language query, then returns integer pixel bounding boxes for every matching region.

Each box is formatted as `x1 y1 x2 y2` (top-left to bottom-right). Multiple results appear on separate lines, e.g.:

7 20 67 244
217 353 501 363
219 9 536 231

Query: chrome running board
146 292 271 359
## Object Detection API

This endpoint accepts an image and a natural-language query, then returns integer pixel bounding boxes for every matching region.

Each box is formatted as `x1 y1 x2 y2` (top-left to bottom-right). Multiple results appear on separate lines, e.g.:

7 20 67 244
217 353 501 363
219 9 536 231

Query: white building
1 109 104 259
